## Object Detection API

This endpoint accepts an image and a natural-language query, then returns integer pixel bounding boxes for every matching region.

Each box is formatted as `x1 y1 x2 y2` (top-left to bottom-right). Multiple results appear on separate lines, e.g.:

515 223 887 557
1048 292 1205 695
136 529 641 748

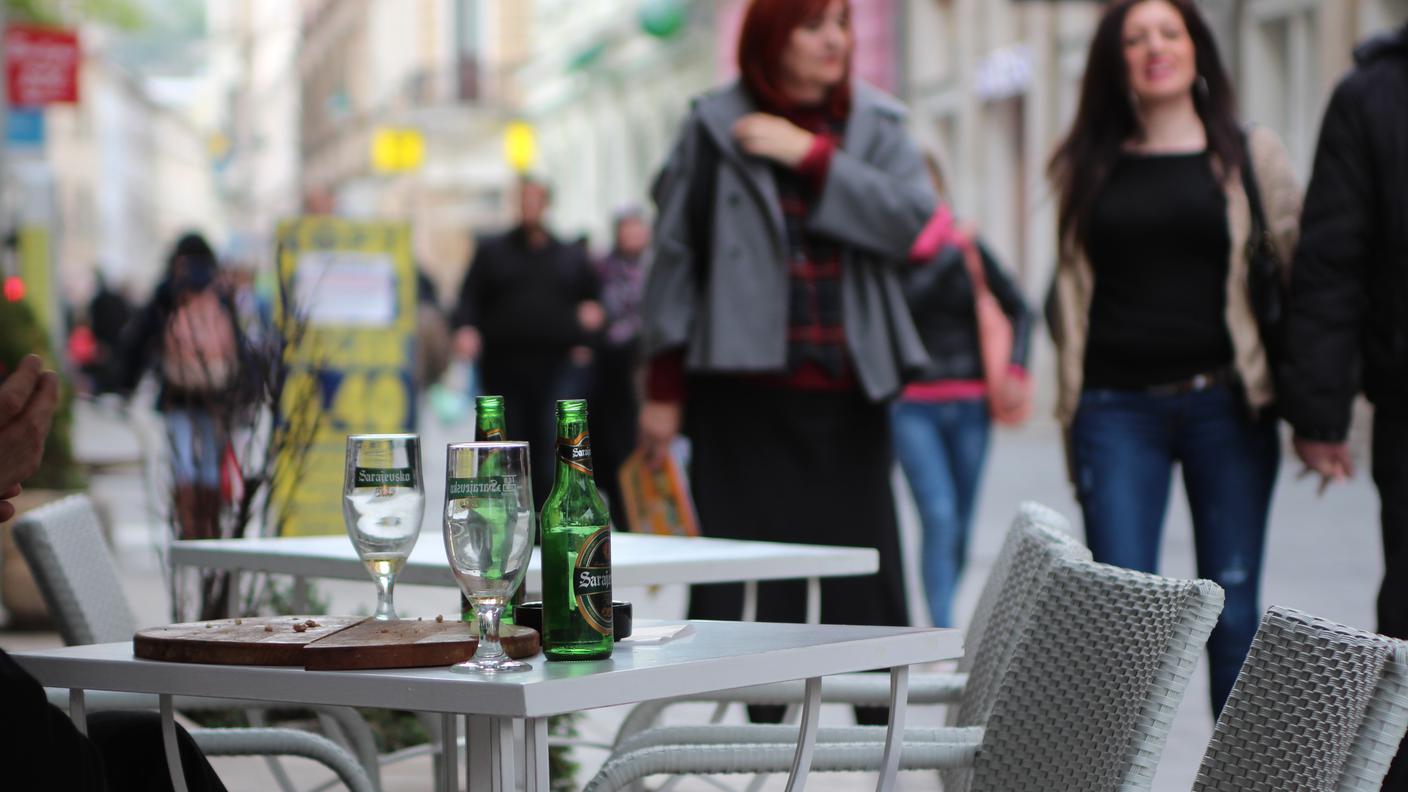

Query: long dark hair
1048 0 1241 250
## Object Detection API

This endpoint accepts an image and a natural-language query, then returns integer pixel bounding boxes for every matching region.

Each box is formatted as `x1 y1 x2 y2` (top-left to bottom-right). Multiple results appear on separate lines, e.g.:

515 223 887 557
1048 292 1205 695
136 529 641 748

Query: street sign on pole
4 25 79 107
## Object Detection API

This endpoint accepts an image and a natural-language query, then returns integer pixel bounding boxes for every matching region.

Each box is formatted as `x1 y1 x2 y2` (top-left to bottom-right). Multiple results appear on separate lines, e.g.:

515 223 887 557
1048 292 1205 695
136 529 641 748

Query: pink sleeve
908 203 960 262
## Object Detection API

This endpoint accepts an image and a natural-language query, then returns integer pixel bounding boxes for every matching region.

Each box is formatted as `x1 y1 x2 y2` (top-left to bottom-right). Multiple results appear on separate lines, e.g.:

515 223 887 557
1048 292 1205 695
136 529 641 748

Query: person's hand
577 300 606 334
991 372 1030 418
569 345 594 366
638 400 681 469
0 484 22 524
732 113 815 168
1293 437 1354 495
453 326 482 362
0 355 61 522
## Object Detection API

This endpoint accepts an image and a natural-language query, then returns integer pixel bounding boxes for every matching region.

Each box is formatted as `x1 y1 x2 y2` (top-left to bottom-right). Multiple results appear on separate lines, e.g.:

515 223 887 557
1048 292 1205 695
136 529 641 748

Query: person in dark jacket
1280 22 1408 789
896 232 1031 628
451 177 603 505
86 271 134 394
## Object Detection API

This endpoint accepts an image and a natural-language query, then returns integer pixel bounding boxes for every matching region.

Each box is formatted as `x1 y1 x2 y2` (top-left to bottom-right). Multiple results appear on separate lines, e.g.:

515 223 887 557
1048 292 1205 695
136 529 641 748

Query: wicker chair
12 494 376 792
584 556 1224 792
1193 606 1408 792
609 501 1091 754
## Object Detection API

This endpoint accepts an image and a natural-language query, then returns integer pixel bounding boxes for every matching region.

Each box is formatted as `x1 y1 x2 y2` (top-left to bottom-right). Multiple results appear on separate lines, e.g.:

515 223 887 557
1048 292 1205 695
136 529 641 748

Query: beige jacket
1050 126 1303 426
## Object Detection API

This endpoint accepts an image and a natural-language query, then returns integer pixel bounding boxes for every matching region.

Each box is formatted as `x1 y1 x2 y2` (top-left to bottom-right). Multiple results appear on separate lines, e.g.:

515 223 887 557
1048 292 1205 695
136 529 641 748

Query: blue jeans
892 399 991 627
165 408 221 488
1071 384 1279 718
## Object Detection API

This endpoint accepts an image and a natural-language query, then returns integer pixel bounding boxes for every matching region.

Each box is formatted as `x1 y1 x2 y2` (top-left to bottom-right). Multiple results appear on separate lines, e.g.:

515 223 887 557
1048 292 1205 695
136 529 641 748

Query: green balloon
638 0 687 38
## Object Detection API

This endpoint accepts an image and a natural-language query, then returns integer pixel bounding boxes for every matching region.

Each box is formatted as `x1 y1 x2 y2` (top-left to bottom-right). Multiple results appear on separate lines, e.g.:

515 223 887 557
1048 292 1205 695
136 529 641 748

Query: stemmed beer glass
342 434 424 621
444 441 535 673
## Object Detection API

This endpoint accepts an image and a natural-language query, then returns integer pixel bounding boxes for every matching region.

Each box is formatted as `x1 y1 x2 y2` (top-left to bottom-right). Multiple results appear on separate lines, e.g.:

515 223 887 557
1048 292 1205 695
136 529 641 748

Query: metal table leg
783 677 823 792
524 717 550 792
160 694 190 792
876 666 910 791
441 713 458 792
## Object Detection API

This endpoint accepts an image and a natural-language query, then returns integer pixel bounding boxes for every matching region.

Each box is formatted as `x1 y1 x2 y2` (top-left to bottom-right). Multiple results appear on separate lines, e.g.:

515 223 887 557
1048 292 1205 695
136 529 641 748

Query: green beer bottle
461 395 527 623
541 399 613 660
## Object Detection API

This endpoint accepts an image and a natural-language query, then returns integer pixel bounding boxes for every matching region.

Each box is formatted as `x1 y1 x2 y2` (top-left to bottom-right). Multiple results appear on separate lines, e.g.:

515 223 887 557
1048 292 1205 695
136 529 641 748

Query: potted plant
0 296 86 627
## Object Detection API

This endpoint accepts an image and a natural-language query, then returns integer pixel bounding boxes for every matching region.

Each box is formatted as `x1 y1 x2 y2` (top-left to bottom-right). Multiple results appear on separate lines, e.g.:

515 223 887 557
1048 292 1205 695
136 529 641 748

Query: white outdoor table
170 532 880 623
15 620 962 792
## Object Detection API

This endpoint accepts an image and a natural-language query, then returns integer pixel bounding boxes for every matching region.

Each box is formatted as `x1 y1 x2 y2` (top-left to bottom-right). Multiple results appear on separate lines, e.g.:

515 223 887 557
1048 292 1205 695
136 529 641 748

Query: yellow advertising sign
273 217 417 536
371 127 425 173
503 121 537 173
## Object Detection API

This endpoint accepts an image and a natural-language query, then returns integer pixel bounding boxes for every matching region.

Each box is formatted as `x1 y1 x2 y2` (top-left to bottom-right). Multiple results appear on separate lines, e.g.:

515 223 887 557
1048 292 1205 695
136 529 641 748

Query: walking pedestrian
590 207 649 532
896 174 1032 628
1047 0 1301 717
1279 21 1408 788
121 233 242 542
451 178 604 505
637 0 933 723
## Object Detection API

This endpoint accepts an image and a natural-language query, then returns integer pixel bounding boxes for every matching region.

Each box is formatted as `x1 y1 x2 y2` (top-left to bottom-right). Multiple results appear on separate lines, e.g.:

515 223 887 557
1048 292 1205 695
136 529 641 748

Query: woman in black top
1047 0 1301 717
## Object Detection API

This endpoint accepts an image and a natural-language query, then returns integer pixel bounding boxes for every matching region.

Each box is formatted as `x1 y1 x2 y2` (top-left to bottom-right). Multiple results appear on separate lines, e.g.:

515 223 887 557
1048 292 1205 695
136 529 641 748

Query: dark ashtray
515 600 632 641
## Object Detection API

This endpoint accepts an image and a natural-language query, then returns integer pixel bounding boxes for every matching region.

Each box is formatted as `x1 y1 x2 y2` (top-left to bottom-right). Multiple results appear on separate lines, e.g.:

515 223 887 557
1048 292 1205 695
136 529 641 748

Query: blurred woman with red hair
638 0 935 697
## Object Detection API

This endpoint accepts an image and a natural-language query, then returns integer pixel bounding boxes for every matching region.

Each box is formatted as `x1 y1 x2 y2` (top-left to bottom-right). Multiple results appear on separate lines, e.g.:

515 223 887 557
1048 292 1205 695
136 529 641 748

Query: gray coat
641 80 936 402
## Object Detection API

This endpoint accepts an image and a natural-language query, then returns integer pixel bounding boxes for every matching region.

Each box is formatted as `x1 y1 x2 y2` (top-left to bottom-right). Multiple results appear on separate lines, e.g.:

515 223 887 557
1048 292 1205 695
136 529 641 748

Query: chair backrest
13 494 138 645
951 502 1091 723
1193 606 1408 792
969 558 1223 792
959 500 1087 676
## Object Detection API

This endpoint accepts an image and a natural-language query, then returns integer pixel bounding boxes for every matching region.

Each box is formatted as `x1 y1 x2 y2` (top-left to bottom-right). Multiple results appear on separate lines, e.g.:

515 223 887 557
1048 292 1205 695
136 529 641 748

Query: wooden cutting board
133 617 541 670
304 621 540 670
133 616 363 666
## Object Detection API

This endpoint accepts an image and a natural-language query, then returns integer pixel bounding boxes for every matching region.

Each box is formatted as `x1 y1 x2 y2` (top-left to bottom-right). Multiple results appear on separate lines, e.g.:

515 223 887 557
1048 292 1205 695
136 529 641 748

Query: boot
173 485 200 541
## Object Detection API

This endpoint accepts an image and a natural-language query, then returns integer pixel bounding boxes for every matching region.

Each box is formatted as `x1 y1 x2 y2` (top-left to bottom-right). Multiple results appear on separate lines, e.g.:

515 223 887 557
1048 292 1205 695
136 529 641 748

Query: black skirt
683 376 910 628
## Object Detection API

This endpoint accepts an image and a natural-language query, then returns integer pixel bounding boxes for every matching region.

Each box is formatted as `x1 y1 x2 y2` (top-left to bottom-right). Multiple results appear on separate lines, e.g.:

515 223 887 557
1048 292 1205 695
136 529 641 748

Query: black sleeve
1 649 108 791
573 240 600 303
1281 77 1374 442
452 242 491 329
980 243 1034 369
117 293 165 394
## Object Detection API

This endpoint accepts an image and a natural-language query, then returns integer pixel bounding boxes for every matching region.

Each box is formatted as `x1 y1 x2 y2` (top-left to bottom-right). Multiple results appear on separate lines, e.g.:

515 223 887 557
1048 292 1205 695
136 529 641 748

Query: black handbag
1241 132 1286 377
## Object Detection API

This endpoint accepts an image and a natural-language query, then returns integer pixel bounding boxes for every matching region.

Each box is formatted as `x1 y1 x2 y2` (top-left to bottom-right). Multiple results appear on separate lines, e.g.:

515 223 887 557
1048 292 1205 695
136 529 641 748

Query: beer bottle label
573 526 612 636
478 427 505 440
557 431 593 474
447 475 513 500
353 467 414 488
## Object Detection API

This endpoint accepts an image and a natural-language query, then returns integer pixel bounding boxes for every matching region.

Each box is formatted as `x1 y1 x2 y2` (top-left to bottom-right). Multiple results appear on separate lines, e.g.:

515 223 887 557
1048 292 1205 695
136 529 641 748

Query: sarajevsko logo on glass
447 476 515 499
353 467 415 488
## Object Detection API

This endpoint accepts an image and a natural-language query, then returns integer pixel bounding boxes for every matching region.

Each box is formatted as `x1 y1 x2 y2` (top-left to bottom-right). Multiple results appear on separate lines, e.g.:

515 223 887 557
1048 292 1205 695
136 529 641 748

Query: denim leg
165 409 199 486
191 409 221 489
892 402 963 627
936 400 991 588
1070 390 1176 574
1177 387 1279 719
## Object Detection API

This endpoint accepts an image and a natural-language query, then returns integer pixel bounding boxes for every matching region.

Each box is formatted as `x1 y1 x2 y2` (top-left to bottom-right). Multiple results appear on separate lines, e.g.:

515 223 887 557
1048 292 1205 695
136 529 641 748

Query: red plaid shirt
646 108 854 401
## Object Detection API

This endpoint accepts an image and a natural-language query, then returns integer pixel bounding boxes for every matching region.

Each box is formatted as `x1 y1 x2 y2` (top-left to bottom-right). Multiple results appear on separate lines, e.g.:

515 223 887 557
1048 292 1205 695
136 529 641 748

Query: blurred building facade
206 0 302 267
296 0 529 297
43 27 226 302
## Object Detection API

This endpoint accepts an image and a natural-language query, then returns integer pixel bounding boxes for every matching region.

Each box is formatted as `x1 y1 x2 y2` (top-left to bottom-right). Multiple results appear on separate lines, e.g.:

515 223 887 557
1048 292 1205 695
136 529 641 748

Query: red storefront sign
5 25 80 107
